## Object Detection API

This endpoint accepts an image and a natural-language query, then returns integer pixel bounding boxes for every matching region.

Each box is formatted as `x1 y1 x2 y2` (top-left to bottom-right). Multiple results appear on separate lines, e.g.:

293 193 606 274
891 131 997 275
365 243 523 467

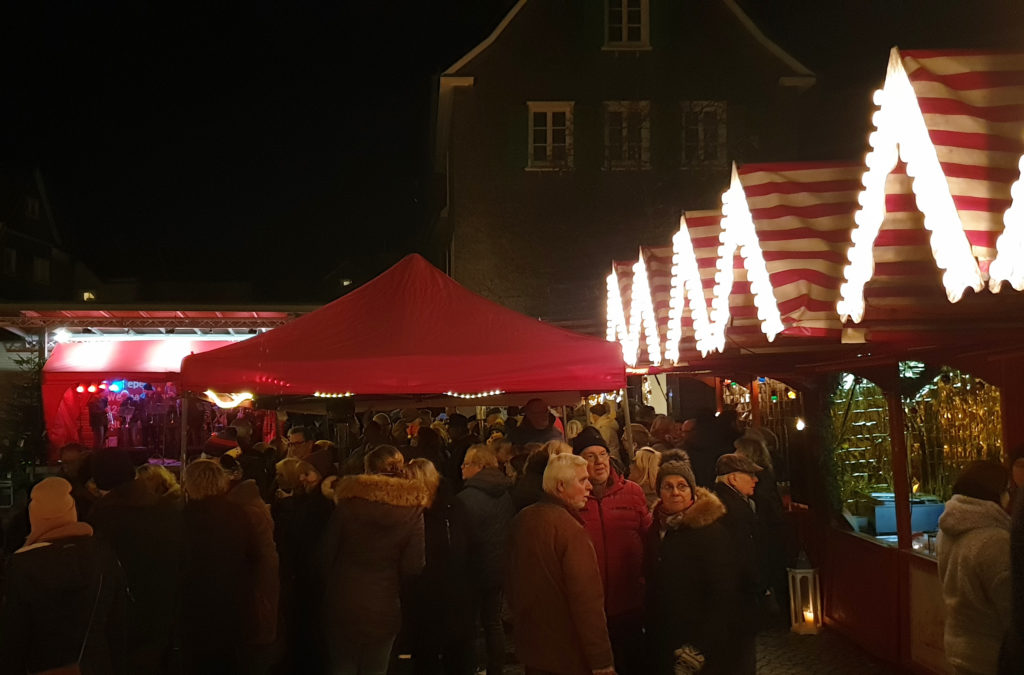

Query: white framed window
604 101 651 170
527 102 574 170
2 248 15 276
605 0 650 49
32 255 50 284
682 101 727 166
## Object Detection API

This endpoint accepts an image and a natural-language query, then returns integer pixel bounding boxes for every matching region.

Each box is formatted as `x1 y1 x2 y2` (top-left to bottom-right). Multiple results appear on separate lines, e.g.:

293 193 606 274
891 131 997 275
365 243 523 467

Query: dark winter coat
0 533 128 675
507 495 615 675
713 481 760 628
323 473 427 643
88 479 182 666
508 419 563 446
403 480 476 649
579 470 651 619
644 489 737 675
227 479 280 646
751 466 788 592
456 467 515 590
180 496 258 653
512 451 548 511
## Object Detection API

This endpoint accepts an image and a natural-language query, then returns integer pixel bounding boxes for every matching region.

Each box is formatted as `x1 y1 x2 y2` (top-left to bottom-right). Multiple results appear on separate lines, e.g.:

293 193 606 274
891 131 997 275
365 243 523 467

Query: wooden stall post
621 388 635 462
885 388 912 549
180 392 189 470
750 378 761 428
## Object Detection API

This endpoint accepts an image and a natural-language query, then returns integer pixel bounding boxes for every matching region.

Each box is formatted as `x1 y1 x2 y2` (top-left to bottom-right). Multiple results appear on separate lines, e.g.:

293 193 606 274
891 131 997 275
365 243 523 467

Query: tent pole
620 387 635 462
180 393 189 471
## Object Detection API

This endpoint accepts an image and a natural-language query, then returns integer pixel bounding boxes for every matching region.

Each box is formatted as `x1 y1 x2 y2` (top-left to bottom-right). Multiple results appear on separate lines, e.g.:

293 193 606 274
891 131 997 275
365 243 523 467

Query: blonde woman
136 463 183 506
630 446 662 510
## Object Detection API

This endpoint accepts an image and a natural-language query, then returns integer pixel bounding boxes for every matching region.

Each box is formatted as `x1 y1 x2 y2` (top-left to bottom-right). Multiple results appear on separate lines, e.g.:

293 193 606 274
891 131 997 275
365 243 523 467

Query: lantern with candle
788 552 822 634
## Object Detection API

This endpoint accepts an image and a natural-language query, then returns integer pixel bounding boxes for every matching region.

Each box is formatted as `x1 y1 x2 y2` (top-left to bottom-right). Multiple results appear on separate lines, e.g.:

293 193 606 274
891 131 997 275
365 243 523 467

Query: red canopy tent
180 254 625 401
43 339 237 450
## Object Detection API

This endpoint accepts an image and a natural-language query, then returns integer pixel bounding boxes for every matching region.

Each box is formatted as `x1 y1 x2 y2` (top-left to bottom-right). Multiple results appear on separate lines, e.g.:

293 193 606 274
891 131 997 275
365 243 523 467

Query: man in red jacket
574 427 652 675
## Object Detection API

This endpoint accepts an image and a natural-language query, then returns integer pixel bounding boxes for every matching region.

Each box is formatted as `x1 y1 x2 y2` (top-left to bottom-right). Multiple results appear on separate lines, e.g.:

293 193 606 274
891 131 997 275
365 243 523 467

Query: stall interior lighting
795 418 807 431
838 47 984 324
204 390 255 408
989 153 1024 292
313 391 354 398
444 390 506 399
711 164 784 353
667 216 714 360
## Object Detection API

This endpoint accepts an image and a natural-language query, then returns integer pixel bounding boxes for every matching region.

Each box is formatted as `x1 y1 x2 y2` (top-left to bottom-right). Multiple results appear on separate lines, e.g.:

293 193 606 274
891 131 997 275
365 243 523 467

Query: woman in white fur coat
938 460 1012 675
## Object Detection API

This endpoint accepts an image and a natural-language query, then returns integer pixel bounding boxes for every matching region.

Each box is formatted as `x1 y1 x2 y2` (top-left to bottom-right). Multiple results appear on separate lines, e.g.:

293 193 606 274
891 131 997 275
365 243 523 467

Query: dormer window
605 0 650 50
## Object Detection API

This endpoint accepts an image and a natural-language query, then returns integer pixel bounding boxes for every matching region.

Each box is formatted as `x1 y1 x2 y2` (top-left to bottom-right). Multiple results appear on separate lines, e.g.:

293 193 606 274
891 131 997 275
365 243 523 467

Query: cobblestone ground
392 623 909 674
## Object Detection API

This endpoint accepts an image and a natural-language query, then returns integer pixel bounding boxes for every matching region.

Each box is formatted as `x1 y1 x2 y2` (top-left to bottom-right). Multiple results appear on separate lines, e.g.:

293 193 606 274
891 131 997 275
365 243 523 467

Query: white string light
989 153 1024 292
666 215 715 361
838 47 984 323
313 391 354 398
631 251 662 365
444 390 505 399
606 270 637 365
709 163 784 353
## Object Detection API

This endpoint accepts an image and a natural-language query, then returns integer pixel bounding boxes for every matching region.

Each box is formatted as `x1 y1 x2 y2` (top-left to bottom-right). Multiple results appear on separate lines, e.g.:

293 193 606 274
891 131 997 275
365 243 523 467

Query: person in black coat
88 449 183 674
272 457 335 674
0 477 128 675
403 458 476 675
645 454 737 675
1000 481 1024 674
180 459 259 675
711 453 764 675
455 445 516 675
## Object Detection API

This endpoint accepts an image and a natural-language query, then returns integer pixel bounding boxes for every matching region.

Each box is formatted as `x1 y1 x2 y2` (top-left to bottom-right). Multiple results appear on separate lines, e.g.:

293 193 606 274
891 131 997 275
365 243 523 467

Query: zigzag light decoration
606 267 639 366
989 153 1024 292
631 252 662 365
708 164 784 353
838 47 984 323
665 215 714 361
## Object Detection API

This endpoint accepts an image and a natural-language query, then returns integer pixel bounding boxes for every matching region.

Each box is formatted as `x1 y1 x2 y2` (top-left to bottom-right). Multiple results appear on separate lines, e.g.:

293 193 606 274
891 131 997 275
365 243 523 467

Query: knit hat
29 477 77 537
572 426 608 455
306 448 336 479
656 449 697 492
716 453 763 476
92 448 137 491
203 430 240 458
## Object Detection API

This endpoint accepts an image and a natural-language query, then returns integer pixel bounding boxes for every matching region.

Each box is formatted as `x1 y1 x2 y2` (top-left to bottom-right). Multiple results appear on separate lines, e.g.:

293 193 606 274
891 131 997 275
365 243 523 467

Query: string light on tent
710 164 784 352
313 391 354 398
838 47 983 323
631 252 662 365
444 390 505 399
606 270 637 365
666 217 714 361
204 390 255 409
989 154 1024 292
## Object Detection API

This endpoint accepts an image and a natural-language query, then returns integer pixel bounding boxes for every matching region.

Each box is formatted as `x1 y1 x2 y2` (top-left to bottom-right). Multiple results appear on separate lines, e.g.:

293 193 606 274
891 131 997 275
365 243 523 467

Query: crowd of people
2 396 1019 675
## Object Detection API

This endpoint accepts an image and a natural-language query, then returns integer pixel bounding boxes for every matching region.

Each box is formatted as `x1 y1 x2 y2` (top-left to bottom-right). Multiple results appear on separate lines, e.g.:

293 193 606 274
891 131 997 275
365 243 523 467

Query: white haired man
507 453 616 675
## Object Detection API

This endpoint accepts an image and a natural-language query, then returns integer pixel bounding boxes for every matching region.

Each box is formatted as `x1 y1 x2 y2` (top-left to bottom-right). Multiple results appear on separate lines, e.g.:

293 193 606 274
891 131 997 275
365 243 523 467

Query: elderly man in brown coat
508 452 617 675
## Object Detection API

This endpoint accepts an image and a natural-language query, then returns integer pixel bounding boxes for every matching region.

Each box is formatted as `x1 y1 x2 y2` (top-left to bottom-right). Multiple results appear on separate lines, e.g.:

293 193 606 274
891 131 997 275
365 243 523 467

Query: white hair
542 453 587 495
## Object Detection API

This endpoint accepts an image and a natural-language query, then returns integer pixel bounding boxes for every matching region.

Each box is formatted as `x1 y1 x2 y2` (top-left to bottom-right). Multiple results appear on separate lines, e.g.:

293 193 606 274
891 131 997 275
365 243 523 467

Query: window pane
552 144 567 163
533 112 546 128
533 145 548 162
627 24 641 42
552 128 566 145
551 111 566 127
627 0 641 9
533 128 547 144
608 3 623 42
702 110 719 160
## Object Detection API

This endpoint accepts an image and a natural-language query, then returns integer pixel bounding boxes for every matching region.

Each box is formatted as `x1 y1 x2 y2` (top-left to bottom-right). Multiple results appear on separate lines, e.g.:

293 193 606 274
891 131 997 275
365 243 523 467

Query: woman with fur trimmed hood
322 445 428 675
644 451 738 675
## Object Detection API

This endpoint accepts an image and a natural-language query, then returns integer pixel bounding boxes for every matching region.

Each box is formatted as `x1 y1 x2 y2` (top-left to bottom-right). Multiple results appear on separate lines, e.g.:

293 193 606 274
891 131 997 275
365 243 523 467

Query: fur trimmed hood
329 473 431 509
659 487 726 531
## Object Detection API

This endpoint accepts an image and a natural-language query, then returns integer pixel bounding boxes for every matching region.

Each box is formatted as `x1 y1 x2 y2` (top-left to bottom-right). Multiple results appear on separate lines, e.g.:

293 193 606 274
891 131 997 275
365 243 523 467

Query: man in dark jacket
456 444 515 675
89 449 182 674
508 398 563 446
712 452 763 675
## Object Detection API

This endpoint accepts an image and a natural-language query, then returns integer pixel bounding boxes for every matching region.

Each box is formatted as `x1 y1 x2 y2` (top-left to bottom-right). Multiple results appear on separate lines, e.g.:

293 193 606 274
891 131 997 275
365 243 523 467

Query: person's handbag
673 644 705 675
35 575 104 675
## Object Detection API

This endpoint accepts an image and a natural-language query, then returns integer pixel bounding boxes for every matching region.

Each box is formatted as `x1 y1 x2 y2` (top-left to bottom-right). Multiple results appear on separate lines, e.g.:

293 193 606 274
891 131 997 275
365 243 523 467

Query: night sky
1 1 1021 297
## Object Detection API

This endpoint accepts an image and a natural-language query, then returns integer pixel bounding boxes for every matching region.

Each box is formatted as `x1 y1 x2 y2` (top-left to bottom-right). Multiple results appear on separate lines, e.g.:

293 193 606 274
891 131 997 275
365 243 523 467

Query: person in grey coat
456 445 515 675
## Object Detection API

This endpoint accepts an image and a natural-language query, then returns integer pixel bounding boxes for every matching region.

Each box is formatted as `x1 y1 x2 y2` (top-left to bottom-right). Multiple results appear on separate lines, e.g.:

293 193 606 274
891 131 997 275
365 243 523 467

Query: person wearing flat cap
712 453 763 674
